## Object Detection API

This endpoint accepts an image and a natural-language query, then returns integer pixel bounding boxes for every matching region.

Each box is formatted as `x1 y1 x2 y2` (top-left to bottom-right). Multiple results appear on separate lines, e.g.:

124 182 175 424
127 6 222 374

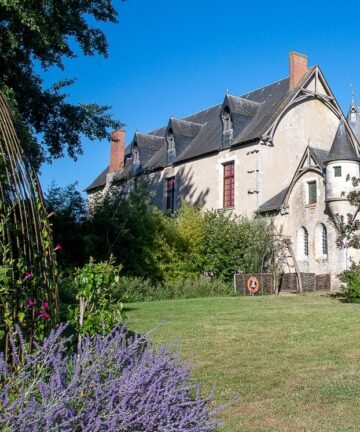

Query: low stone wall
234 272 331 295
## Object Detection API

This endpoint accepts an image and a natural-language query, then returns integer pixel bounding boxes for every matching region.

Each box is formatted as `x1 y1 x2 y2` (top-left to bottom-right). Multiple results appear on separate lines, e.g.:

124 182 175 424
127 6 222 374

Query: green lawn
126 293 360 432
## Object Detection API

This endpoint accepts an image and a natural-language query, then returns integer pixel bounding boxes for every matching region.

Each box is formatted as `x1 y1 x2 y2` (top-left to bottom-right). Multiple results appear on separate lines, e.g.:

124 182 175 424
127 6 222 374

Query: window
351 108 357 123
303 227 309 257
222 107 233 146
223 161 235 208
132 147 140 164
167 129 176 163
308 181 317 204
166 177 176 212
334 166 342 177
296 227 309 260
322 224 328 255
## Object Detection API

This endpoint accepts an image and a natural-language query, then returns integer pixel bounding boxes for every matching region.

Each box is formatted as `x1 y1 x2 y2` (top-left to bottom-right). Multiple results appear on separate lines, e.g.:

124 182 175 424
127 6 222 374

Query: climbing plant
0 92 58 361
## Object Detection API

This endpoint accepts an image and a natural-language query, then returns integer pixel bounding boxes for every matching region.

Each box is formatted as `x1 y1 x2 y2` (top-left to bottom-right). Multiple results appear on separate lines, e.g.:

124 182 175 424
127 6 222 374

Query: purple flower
23 272 32 282
38 311 50 320
54 244 62 252
27 299 35 308
0 324 221 431
41 301 49 309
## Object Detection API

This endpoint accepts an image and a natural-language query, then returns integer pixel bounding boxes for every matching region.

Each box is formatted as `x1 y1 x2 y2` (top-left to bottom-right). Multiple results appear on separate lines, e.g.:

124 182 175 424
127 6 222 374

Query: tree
0 0 124 168
45 182 88 268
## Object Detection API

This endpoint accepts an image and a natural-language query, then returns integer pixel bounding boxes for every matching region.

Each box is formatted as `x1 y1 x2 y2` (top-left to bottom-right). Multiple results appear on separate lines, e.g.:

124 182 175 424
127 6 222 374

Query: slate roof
85 166 109 192
325 120 359 163
86 67 315 192
258 187 289 213
308 147 329 169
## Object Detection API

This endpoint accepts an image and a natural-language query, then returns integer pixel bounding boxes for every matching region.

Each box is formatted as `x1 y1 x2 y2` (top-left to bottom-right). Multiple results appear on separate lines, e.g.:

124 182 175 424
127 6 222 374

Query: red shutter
166 177 176 211
223 162 234 208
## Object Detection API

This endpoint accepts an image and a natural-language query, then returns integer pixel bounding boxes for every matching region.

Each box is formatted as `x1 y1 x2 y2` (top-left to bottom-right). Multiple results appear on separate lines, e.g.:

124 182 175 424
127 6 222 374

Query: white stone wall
326 160 360 217
261 99 339 204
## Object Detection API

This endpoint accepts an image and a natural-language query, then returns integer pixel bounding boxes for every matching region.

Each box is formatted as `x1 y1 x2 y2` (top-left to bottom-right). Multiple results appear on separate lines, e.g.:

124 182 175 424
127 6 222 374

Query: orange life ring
247 276 260 294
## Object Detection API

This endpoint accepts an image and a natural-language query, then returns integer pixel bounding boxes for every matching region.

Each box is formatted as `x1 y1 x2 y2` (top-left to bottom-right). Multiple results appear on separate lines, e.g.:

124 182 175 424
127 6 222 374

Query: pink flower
39 311 50 320
41 301 49 309
54 244 62 252
23 272 32 282
27 299 35 308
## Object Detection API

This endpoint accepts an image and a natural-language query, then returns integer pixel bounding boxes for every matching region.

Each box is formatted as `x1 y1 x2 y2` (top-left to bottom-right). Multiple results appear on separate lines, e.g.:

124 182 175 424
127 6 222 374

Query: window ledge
305 203 317 208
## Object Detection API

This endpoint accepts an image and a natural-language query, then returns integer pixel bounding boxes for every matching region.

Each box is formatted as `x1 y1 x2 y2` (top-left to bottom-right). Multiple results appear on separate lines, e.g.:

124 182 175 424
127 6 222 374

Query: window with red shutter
223 161 234 208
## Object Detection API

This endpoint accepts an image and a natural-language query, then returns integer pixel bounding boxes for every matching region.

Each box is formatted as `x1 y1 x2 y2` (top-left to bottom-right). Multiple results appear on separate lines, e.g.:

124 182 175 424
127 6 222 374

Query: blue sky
39 0 360 193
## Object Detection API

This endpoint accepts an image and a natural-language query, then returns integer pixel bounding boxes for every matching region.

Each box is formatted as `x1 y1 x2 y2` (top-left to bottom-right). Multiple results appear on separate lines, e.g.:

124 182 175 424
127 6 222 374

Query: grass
126 293 360 432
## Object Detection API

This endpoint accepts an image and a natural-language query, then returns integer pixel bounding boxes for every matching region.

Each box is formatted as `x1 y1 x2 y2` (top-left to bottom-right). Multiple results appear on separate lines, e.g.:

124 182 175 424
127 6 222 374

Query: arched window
222 106 233 146
296 226 309 260
303 227 309 257
321 224 328 255
315 223 328 258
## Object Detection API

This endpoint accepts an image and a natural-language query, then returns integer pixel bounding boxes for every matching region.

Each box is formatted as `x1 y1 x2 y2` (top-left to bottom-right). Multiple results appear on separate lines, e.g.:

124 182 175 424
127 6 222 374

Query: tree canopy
0 0 124 168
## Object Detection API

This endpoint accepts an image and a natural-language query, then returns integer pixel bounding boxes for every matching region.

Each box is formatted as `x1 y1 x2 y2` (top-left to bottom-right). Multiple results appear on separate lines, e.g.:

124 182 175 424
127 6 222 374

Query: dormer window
351 107 357 123
132 145 140 164
222 106 233 146
167 128 176 163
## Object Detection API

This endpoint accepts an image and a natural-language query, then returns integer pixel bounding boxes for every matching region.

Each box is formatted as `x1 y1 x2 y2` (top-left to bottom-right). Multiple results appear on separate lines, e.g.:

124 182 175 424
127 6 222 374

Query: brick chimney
109 129 125 173
289 51 308 90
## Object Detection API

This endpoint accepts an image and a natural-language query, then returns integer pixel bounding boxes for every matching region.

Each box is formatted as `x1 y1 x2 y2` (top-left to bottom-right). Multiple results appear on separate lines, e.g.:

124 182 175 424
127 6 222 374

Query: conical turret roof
326 120 359 163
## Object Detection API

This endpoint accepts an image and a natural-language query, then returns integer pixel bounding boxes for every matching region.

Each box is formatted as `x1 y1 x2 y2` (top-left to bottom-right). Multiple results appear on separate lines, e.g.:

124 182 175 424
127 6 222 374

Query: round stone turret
325 120 360 218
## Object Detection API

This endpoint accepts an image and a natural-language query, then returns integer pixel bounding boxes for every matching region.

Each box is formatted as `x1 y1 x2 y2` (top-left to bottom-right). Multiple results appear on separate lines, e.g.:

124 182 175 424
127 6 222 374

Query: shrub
339 264 360 303
70 259 124 338
201 211 276 282
118 276 233 302
0 324 220 432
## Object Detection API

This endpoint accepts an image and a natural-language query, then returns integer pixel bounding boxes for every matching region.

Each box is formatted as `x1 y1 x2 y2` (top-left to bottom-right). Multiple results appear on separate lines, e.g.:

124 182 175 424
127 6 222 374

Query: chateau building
86 52 360 288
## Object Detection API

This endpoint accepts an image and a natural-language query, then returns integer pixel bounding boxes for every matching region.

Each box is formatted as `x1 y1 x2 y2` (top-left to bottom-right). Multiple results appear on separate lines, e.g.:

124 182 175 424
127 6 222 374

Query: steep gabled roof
325 120 359 163
87 65 320 192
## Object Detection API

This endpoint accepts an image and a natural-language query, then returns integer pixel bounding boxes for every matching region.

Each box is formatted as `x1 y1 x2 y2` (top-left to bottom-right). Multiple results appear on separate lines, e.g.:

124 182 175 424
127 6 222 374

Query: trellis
0 92 58 356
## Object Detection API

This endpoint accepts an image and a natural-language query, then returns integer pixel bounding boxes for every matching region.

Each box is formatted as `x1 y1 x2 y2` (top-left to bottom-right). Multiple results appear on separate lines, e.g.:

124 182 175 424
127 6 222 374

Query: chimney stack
109 129 125 173
289 52 308 90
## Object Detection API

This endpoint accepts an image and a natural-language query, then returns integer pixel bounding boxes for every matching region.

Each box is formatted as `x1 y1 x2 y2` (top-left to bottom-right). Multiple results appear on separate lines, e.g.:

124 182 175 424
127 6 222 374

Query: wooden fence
234 272 331 295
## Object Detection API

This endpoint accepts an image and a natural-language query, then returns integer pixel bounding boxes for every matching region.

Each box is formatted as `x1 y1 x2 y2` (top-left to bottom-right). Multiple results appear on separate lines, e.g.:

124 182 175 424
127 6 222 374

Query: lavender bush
0 324 220 431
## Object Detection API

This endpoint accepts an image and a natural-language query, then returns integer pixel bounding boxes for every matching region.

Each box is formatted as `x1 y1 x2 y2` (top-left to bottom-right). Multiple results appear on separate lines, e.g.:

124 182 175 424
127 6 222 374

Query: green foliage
70 258 124 337
85 180 168 281
45 182 88 268
0 0 124 166
338 264 360 303
48 184 278 294
160 204 277 283
117 276 233 303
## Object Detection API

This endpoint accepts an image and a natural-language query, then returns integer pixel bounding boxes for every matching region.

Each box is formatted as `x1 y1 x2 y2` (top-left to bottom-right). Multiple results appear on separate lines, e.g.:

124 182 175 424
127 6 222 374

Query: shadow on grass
329 291 354 303
122 306 138 312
